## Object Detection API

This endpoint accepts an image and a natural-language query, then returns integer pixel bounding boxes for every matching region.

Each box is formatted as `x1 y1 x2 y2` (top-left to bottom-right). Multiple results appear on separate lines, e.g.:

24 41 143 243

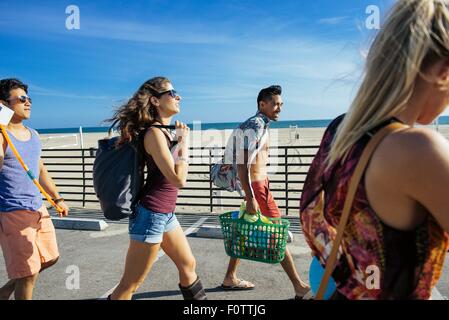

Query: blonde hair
327 0 449 167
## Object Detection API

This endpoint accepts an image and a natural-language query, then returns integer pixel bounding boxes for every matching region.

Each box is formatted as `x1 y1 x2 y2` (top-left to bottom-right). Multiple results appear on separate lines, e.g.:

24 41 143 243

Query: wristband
53 198 64 204
177 156 189 163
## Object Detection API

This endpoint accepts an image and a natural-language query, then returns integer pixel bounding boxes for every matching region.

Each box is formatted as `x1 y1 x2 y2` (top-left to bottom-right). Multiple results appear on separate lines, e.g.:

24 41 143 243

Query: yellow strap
0 125 63 214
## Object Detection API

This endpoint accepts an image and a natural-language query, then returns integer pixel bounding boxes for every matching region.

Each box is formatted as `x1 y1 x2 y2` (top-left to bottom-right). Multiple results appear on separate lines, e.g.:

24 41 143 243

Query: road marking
100 217 208 299
183 217 209 236
431 287 447 300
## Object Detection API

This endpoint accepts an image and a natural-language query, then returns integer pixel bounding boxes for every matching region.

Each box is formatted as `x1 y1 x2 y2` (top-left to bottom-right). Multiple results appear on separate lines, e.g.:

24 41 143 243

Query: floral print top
300 115 449 299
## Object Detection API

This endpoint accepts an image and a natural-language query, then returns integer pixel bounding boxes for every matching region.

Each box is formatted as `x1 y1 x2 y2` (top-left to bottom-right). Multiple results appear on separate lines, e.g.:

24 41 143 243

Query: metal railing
41 145 320 216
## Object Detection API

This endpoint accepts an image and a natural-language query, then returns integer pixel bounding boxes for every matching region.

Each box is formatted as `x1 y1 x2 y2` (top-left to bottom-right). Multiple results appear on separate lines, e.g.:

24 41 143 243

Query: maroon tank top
140 127 179 214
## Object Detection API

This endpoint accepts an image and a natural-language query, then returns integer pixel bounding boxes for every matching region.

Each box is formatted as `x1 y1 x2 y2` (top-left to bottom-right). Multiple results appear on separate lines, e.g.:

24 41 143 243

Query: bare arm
237 150 259 214
237 150 253 200
144 124 189 188
401 130 449 233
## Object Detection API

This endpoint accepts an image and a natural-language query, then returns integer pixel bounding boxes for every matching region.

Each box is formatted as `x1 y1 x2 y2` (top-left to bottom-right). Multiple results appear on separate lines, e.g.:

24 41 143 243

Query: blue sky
0 0 398 129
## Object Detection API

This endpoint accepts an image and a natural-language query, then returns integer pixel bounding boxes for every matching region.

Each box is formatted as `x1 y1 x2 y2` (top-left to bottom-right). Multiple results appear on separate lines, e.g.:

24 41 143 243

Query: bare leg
160 226 207 300
224 257 239 283
0 257 59 300
161 226 197 287
111 240 161 300
222 257 255 289
280 247 310 297
0 280 16 300
14 274 39 300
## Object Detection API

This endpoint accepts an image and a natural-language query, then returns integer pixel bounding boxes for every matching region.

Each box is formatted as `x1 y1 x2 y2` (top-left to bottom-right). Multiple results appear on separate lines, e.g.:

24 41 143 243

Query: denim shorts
129 204 180 244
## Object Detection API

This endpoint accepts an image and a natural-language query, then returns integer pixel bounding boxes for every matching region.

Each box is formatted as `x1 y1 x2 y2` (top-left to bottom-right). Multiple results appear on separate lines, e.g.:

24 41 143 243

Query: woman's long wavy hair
326 0 449 168
108 76 171 144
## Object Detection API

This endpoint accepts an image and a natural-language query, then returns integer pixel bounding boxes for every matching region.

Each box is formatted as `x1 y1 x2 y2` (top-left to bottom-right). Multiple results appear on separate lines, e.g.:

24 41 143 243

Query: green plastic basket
219 211 290 264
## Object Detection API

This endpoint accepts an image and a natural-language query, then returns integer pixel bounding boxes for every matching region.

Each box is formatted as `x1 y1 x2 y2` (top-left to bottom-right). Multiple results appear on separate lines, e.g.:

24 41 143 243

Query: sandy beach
39 122 448 150
39 126 327 150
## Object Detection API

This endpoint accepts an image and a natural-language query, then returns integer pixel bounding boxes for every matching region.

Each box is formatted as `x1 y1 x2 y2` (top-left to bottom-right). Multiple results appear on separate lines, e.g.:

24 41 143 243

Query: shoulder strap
315 122 406 300
154 126 174 144
141 125 176 149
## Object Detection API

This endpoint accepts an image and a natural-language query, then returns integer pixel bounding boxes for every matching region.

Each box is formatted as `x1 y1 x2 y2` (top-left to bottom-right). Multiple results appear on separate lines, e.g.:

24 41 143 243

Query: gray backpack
210 127 269 197
93 125 174 220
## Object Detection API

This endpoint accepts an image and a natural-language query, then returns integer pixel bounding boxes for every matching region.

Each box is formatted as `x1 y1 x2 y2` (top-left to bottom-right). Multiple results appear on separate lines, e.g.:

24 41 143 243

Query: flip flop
293 289 314 300
221 279 255 291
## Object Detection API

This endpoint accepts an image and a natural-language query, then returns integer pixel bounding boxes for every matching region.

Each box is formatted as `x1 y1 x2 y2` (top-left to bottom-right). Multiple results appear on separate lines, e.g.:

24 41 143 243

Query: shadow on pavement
132 286 229 300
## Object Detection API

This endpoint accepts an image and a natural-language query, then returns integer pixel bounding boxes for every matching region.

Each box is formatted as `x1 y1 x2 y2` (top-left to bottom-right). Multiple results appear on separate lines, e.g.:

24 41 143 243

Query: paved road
0 210 448 300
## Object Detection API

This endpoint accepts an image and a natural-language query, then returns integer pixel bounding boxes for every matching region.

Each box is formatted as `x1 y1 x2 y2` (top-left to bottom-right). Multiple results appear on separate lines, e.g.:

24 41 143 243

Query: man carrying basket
215 85 311 299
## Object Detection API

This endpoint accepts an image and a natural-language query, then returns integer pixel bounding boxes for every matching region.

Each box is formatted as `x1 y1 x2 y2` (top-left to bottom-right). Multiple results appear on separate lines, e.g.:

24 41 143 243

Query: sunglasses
7 95 32 104
154 90 178 99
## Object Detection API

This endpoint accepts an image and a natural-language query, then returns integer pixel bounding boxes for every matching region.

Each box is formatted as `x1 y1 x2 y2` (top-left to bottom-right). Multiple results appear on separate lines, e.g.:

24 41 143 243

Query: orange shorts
0 205 59 279
251 178 281 218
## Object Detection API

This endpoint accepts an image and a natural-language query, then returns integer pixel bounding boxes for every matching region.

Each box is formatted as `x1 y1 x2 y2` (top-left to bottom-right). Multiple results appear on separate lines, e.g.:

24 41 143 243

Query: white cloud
0 5 232 45
70 19 232 45
29 84 120 100
318 16 349 25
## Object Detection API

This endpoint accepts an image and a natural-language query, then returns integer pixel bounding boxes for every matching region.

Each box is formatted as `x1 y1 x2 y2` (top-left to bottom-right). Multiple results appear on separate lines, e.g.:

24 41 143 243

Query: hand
56 201 69 217
175 120 190 143
245 197 260 215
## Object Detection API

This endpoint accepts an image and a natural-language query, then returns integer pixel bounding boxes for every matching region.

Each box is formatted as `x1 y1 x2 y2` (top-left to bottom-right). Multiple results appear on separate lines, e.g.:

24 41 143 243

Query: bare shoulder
380 127 448 160
143 127 169 152
144 127 166 142
371 126 449 178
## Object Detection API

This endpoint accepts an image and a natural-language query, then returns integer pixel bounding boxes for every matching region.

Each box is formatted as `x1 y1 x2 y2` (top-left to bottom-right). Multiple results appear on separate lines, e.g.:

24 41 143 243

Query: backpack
210 126 268 196
210 162 243 195
93 124 174 220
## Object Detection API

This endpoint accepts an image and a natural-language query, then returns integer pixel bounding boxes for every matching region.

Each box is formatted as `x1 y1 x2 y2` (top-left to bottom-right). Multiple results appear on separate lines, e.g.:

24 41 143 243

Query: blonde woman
300 0 449 299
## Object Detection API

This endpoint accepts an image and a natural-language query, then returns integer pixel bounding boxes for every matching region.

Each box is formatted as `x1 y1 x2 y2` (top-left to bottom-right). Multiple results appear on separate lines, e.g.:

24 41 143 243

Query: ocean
36 117 447 134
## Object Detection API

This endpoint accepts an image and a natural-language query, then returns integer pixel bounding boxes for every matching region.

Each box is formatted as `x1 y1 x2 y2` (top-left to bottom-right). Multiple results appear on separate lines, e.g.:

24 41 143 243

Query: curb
52 217 109 231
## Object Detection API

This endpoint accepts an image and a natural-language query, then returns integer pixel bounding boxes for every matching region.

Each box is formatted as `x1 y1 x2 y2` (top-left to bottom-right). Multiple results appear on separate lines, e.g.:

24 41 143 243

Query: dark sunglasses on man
7 95 32 104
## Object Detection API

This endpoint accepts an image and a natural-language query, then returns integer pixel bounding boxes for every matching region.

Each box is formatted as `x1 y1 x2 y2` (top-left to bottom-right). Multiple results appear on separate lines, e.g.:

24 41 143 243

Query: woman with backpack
107 77 206 300
300 0 449 299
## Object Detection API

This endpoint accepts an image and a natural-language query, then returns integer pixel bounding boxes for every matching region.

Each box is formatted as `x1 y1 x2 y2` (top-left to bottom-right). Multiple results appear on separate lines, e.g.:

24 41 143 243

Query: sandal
221 279 255 291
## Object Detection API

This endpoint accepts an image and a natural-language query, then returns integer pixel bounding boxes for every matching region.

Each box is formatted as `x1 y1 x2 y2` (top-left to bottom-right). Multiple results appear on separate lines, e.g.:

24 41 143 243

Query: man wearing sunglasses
0 78 69 300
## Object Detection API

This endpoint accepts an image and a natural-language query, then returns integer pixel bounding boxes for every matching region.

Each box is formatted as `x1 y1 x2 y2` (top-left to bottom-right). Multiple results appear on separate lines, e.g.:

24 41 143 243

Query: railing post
81 148 86 207
285 147 289 216
209 148 214 213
